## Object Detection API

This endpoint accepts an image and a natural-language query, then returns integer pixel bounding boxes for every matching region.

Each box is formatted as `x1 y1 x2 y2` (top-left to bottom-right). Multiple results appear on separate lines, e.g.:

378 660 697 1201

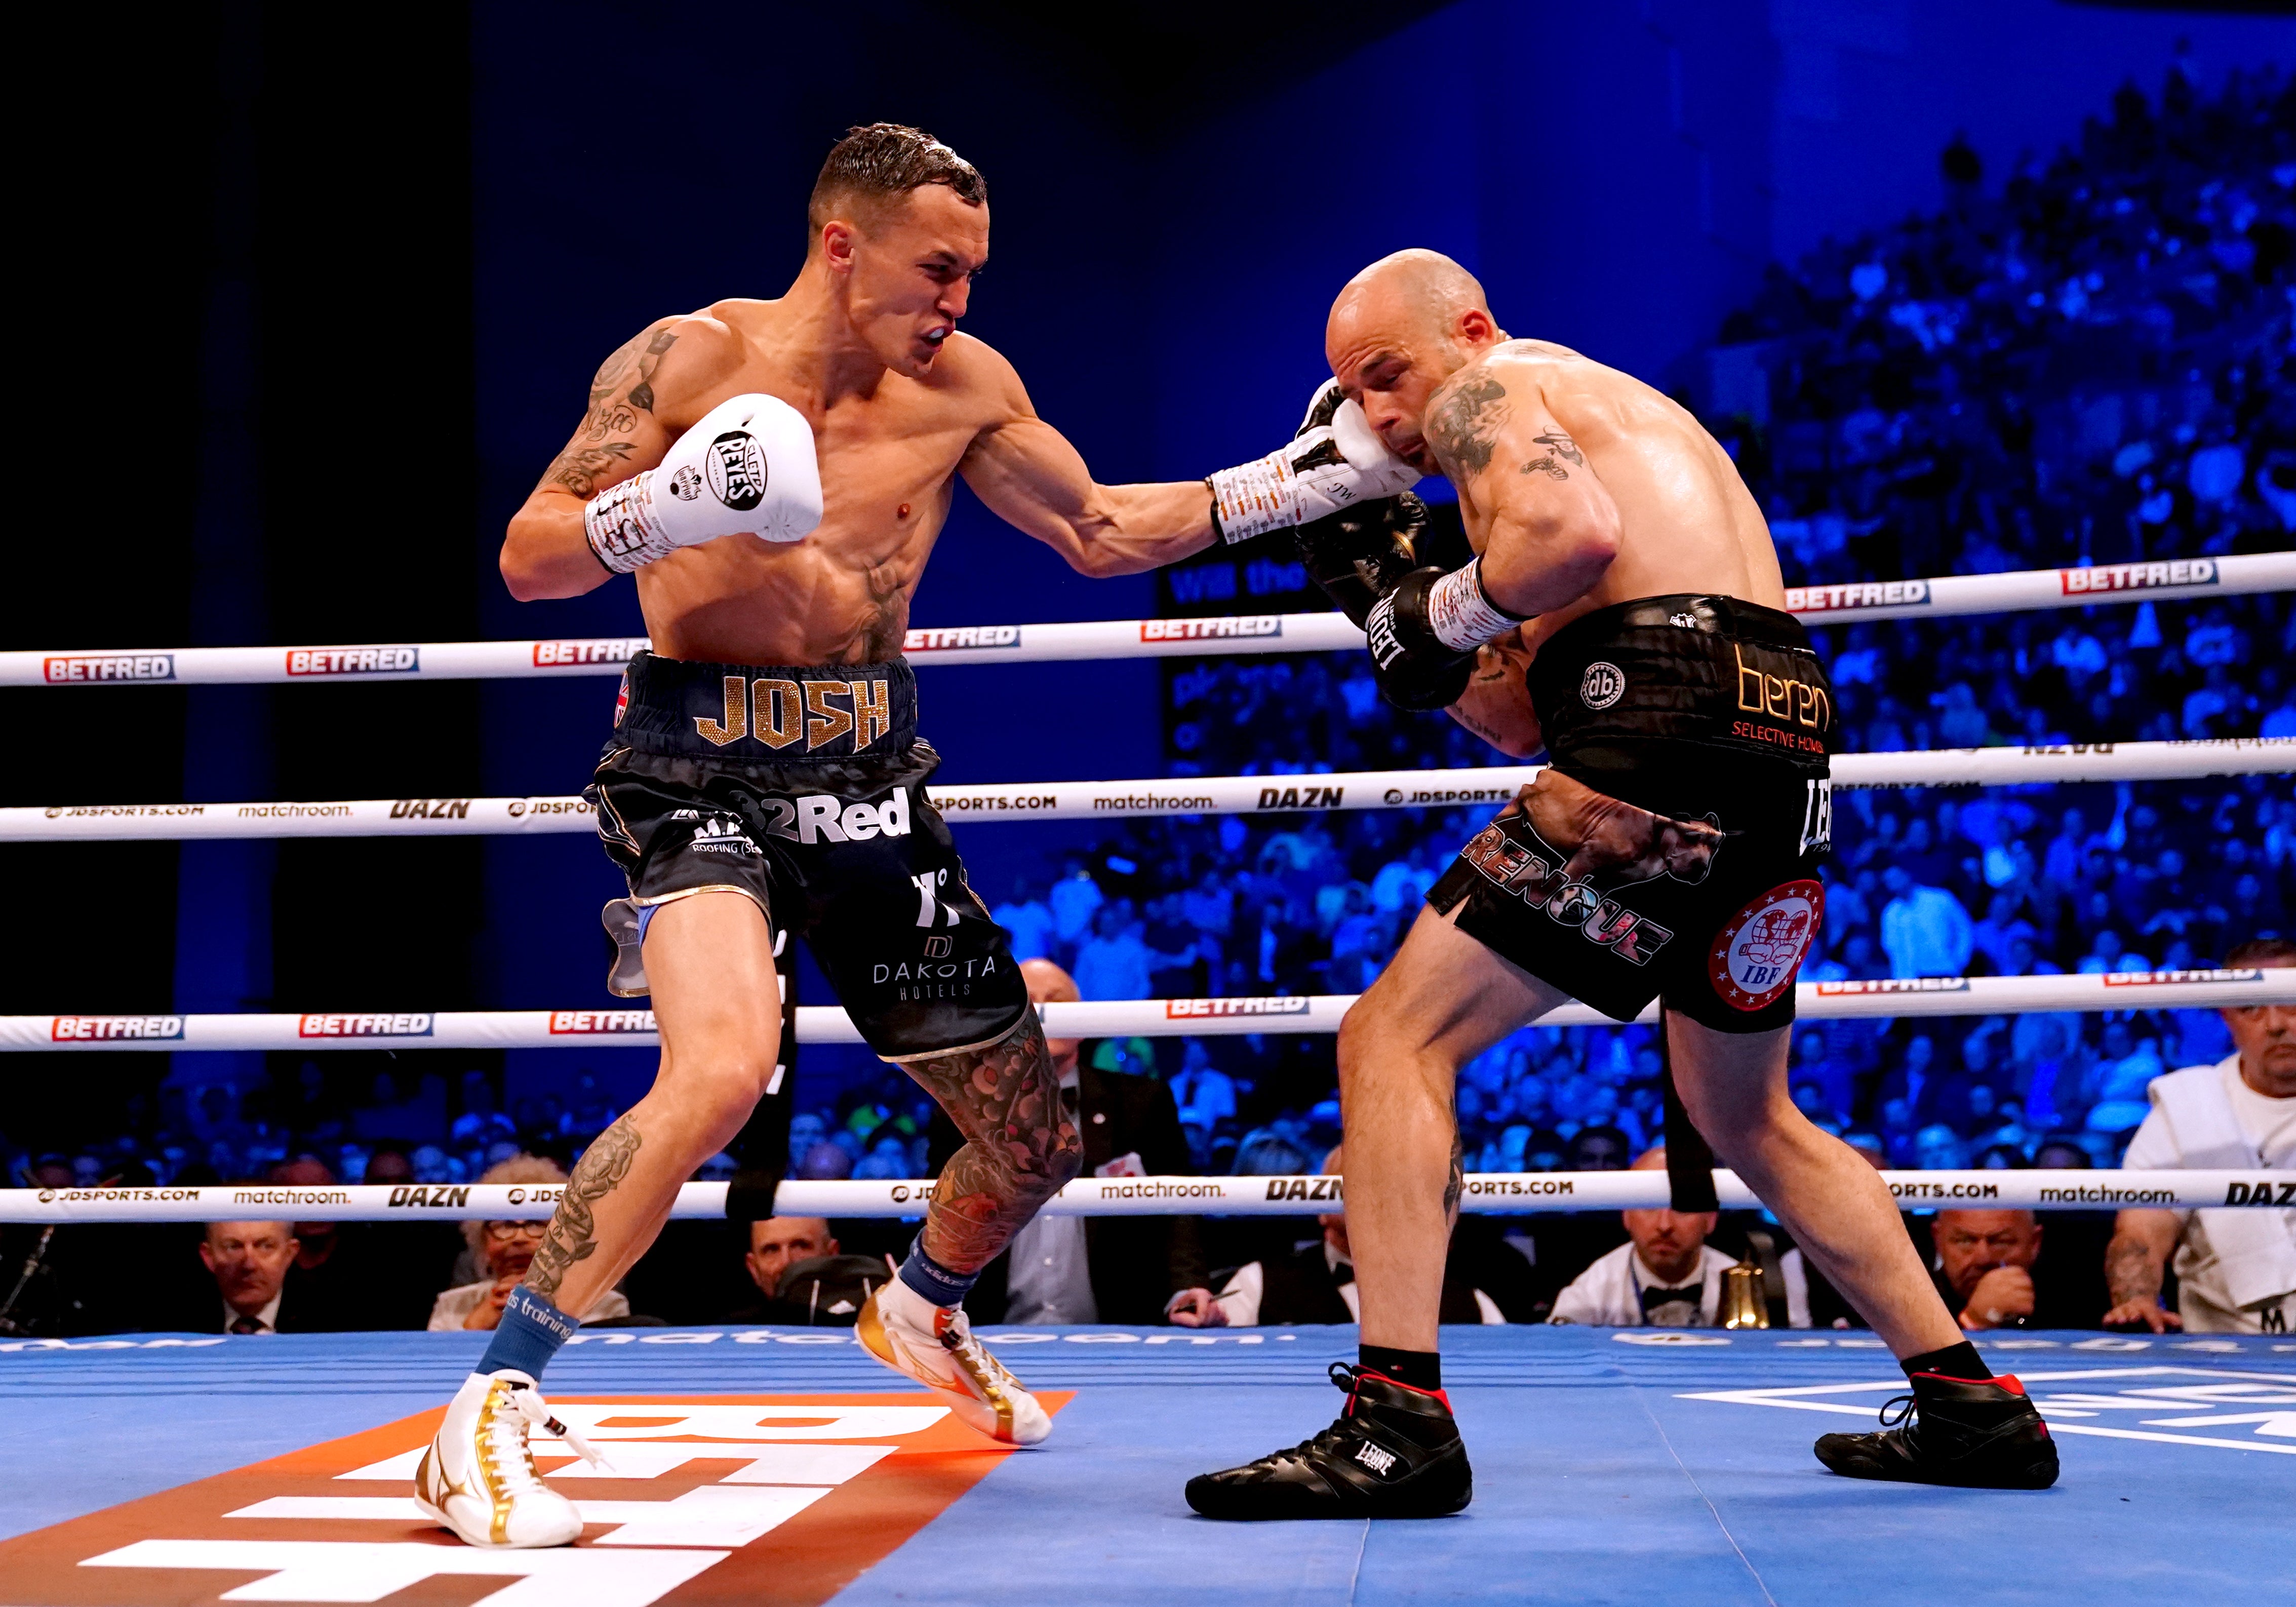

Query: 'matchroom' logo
0 1392 1067 1606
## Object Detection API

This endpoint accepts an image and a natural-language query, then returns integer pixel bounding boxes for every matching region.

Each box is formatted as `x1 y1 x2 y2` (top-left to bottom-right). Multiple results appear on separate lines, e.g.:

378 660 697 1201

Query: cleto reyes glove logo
707 430 768 510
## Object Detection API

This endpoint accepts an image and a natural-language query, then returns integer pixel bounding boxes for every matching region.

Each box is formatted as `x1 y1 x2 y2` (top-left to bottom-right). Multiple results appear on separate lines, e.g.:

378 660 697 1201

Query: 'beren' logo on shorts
1580 662 1625 709
706 430 767 510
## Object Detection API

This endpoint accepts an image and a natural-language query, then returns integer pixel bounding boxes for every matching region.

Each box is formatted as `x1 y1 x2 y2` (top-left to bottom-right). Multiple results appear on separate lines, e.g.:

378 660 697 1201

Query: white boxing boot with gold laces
855 1276 1052 1445
415 1369 608 1548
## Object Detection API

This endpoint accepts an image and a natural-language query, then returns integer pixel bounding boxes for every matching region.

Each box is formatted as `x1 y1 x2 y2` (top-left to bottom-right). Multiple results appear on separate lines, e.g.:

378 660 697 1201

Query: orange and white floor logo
0 1390 1070 1606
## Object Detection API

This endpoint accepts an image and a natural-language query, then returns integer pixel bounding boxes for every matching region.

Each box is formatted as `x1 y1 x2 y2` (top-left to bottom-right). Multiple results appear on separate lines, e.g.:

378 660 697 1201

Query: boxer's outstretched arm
499 316 746 600
960 350 1218 576
1424 369 1622 616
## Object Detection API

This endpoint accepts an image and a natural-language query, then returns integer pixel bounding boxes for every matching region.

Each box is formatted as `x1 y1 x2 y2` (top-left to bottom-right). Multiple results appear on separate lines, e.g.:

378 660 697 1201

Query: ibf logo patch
1709 879 1823 1012
707 429 767 510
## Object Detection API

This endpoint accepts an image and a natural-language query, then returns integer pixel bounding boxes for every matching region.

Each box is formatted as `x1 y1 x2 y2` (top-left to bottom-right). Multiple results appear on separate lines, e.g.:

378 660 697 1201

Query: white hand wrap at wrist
1207 452 1294 545
583 473 677 574
1427 558 1527 651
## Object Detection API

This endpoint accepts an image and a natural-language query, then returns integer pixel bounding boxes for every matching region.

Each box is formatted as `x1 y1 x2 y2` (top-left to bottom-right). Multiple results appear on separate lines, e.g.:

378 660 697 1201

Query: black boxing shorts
585 651 1030 1061
1426 594 1835 1034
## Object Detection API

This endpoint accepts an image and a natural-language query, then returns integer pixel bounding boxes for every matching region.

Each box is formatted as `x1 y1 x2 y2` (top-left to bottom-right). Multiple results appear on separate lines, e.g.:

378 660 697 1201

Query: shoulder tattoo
538 323 683 496
1427 374 1510 476
1519 429 1584 480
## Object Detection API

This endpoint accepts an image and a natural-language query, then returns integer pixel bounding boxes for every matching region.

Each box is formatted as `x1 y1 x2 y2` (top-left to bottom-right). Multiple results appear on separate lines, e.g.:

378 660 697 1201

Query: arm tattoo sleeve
1426 374 1510 477
535 325 683 497
524 1113 643 1300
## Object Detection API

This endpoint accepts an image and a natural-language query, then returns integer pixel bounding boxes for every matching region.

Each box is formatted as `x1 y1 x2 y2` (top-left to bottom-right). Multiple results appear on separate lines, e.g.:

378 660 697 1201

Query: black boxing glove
1289 380 1469 625
1363 557 1530 712
1294 492 1434 627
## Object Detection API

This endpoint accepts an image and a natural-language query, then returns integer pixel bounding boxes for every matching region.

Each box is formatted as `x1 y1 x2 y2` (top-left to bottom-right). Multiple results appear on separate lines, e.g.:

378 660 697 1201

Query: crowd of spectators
2 71 2289 1340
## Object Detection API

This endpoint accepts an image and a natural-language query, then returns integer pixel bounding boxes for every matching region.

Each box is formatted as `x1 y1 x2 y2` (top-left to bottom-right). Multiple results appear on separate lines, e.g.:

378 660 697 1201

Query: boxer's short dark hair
2226 935 2296 968
808 124 985 239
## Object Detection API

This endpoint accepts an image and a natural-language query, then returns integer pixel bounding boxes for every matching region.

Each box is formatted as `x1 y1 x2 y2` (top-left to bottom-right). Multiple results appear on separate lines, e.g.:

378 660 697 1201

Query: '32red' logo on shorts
1708 879 1824 1012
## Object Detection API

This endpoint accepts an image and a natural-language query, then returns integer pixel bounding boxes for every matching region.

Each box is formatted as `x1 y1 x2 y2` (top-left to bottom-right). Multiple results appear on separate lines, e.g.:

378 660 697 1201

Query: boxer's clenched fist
1207 380 1419 545
583 393 823 574
1364 557 1528 712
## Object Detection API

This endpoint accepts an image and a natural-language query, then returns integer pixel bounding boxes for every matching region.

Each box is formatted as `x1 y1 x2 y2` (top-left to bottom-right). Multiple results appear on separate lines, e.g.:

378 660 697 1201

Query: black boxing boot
1185 1364 1472 1520
1814 1372 2059 1489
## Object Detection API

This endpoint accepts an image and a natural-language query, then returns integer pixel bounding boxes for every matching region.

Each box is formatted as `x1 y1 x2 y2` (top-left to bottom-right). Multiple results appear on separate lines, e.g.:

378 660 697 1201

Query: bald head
1325 250 1505 473
1331 250 1490 346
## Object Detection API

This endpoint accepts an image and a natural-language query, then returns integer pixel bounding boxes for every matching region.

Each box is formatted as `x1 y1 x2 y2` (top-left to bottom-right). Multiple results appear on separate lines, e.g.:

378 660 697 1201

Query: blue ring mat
4 1324 2289 1604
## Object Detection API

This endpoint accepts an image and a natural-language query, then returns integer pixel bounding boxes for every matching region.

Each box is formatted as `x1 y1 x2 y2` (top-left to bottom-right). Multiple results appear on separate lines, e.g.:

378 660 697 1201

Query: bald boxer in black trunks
414 125 1421 1549
1186 252 2057 1520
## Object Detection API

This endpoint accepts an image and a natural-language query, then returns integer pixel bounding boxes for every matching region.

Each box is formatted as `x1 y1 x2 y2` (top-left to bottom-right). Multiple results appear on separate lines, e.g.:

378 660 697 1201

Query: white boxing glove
582 393 823 574
1206 379 1421 545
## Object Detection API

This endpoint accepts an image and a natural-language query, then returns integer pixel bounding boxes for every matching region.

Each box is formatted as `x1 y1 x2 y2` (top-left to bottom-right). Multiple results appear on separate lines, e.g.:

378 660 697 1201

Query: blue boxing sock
897 1239 979 1309
477 1285 580 1380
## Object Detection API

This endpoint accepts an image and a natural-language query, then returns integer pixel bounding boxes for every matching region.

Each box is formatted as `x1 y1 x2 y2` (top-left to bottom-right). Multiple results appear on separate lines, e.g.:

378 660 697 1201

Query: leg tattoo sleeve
899 1013 1082 1274
525 1113 643 1300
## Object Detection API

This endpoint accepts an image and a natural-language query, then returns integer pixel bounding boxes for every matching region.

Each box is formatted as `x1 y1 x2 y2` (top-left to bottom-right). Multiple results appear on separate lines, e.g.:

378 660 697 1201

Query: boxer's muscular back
532 298 1010 667
1441 340 1785 658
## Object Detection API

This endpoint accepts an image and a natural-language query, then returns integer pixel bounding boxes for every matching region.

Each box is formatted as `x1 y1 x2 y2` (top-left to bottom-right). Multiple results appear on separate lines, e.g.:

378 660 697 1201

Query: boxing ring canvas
4 1325 2287 1606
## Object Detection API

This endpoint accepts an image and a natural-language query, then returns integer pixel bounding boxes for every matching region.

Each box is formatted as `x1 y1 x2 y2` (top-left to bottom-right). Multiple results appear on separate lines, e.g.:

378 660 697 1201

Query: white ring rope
0 1170 2280 1223
6 739 2286 842
8 970 2289 1053
8 554 2285 687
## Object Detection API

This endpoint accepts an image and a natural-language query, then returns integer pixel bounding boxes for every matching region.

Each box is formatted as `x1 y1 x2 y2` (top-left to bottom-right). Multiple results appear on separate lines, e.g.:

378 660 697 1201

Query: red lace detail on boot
1351 1370 1454 1414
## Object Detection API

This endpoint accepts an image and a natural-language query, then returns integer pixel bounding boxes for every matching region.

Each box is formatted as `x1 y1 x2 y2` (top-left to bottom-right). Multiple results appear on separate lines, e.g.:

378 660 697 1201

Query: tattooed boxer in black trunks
1186 251 2057 1520
414 126 1420 1550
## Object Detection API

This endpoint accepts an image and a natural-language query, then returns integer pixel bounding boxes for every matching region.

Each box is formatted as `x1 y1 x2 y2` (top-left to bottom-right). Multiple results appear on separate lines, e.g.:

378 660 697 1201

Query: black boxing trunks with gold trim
585 651 1028 1061
1426 594 1834 1033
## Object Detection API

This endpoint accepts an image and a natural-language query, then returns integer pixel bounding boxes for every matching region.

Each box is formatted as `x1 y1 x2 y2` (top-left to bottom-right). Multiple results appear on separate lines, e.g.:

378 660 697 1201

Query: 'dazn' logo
0 1391 1067 1607
1710 879 1824 1012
